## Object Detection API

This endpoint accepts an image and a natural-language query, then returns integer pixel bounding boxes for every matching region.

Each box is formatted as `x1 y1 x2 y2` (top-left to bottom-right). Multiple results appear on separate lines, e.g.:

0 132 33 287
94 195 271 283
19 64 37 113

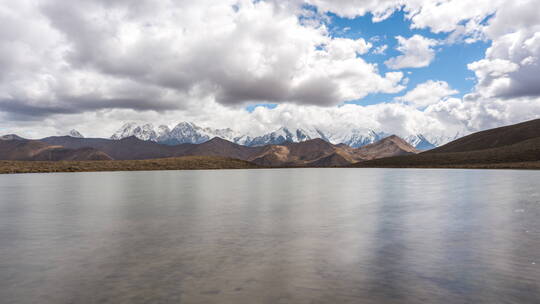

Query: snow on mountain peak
109 121 454 149
246 127 316 146
68 129 84 138
111 122 158 141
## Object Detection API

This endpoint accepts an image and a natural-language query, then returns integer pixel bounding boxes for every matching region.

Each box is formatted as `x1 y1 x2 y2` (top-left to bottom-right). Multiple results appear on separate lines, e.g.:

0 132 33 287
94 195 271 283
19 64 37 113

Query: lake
1 168 539 303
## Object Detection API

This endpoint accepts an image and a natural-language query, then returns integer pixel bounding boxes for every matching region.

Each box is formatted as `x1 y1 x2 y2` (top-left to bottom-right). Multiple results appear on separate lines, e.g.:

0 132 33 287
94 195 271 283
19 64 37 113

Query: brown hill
248 137 418 166
0 139 112 161
249 139 341 166
428 119 540 153
0 139 52 160
40 136 264 161
31 147 112 161
2 133 420 167
40 136 187 160
41 136 342 166
306 151 353 167
185 137 263 160
354 118 540 169
348 135 418 160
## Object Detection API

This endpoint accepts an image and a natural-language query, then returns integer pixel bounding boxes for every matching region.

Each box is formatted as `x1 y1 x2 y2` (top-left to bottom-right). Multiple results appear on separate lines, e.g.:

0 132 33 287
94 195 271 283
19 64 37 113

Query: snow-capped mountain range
110 122 460 149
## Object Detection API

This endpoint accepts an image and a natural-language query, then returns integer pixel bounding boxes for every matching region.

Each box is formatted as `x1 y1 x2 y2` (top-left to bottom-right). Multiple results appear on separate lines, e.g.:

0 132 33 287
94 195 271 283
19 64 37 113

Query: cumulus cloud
372 45 388 55
304 0 402 21
7 93 539 145
466 0 540 100
385 35 439 69
0 0 406 119
307 0 500 37
309 0 540 101
1 0 540 141
396 80 458 108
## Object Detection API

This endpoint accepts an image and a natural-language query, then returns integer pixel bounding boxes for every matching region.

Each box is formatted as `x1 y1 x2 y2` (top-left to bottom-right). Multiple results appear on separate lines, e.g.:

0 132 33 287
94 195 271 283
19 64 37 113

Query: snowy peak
109 121 454 149
326 129 389 148
247 127 316 146
0 134 26 141
405 134 436 151
110 121 241 145
166 122 210 144
157 125 170 139
68 129 84 138
111 123 158 141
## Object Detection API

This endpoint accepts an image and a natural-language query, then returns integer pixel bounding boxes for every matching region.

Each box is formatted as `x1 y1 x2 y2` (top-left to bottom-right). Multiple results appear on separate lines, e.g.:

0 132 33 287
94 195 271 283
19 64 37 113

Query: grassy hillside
429 119 540 153
353 137 540 169
0 156 260 174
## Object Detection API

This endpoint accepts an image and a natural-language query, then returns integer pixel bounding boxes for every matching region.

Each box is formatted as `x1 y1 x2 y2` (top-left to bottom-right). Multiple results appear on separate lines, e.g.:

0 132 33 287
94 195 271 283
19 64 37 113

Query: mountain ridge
2 118 539 170
354 119 540 168
108 121 456 150
1 132 418 167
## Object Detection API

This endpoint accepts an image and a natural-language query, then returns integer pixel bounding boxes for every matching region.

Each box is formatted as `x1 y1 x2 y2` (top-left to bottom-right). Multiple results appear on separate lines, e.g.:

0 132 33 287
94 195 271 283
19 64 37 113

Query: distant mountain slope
354 137 540 168
353 118 540 168
306 151 355 167
31 147 112 161
0 139 53 160
350 135 418 160
2 132 420 167
40 136 263 161
41 136 190 160
249 138 338 166
428 119 540 153
1 134 27 141
0 138 111 161
184 137 264 160
405 134 437 150
248 136 418 167
67 129 84 138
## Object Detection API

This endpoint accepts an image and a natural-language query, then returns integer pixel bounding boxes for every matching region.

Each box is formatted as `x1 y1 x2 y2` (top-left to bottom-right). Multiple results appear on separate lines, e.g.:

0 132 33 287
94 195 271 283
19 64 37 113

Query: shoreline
0 156 259 174
2 158 540 174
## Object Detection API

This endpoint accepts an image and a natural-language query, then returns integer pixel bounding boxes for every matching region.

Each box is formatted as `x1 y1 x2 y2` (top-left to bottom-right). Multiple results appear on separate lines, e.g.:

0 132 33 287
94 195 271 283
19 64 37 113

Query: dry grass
353 159 540 170
0 156 260 174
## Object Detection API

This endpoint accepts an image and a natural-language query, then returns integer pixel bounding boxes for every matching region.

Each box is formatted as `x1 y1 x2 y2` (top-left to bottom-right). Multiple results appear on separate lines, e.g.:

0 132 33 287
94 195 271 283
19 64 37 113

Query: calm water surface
1 168 539 304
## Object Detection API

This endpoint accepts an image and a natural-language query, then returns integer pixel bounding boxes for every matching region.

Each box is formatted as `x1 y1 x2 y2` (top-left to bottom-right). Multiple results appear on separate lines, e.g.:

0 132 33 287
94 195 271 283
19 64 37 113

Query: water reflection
0 169 539 304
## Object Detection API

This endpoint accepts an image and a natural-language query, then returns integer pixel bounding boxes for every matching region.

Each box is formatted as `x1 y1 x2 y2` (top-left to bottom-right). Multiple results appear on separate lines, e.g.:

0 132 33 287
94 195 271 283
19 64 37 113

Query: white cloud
426 96 540 133
385 35 439 69
372 44 388 55
3 92 539 146
1 0 540 143
305 0 498 37
466 0 540 100
396 80 458 108
304 0 402 21
308 0 540 101
0 101 453 140
0 0 406 119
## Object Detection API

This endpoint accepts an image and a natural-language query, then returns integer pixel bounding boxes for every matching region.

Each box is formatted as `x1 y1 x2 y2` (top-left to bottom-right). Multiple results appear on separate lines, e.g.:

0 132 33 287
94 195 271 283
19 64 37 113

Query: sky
1 0 540 138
